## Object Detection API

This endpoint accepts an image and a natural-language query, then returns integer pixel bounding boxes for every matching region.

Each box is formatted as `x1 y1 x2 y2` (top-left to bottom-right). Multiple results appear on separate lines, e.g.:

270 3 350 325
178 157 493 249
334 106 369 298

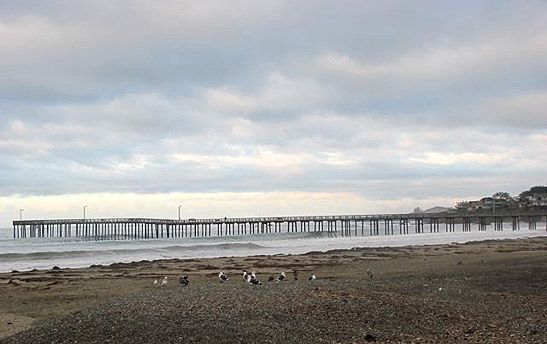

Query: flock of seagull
153 270 316 287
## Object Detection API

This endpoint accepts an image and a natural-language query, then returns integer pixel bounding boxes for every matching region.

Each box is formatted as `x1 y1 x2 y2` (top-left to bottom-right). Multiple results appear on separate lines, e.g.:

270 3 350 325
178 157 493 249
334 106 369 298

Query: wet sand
1 236 546 343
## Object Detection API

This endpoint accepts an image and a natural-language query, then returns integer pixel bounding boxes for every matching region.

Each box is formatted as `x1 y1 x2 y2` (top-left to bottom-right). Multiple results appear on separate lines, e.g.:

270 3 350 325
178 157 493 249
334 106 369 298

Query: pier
11 211 547 240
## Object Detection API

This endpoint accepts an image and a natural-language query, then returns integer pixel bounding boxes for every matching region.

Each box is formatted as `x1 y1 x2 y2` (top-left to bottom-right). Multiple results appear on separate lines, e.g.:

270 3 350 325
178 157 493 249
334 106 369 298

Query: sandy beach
1 236 546 343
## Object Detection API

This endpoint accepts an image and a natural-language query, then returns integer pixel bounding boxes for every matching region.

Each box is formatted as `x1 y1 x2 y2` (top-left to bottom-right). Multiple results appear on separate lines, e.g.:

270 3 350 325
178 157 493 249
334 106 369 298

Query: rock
364 332 377 342
8 279 20 286
52 266 61 270
11 270 19 273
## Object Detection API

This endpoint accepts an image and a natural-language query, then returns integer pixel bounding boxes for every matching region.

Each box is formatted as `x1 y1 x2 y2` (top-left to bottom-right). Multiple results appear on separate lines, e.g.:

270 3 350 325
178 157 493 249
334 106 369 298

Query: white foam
0 225 545 273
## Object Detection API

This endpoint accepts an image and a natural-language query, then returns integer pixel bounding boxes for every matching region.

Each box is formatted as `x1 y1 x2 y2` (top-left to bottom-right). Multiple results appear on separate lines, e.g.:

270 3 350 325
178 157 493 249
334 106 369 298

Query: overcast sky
1 0 546 227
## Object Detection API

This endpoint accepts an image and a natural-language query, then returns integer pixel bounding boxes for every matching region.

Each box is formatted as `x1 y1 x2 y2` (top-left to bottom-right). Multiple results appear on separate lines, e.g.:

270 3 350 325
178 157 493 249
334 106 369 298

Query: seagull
276 272 286 282
153 279 159 287
366 268 373 279
308 274 316 282
247 274 261 285
218 271 229 283
160 276 168 287
243 270 249 282
268 274 275 282
179 275 189 286
293 270 298 282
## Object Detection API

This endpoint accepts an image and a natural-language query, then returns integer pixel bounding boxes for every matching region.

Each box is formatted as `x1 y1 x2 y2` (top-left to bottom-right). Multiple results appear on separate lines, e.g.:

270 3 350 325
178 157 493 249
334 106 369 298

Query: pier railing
11 211 547 240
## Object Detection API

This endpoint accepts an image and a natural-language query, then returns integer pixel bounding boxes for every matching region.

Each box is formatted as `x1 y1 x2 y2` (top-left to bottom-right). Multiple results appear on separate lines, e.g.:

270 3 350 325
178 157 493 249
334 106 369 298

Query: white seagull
276 272 286 282
247 274 261 285
219 271 229 283
308 274 316 282
160 276 168 287
153 279 159 287
243 270 249 282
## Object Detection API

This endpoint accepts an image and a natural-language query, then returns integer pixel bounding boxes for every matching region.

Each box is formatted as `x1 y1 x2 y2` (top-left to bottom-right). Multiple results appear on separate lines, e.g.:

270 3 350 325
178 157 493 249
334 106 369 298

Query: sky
0 0 546 227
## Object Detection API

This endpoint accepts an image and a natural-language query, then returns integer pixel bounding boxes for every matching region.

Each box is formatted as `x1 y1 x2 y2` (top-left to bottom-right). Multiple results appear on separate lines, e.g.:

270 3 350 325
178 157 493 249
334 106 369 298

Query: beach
1 236 546 343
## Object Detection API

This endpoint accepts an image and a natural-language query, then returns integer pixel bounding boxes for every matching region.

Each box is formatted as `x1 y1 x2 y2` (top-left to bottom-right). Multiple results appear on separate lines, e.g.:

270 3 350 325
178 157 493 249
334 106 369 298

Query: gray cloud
0 0 546 207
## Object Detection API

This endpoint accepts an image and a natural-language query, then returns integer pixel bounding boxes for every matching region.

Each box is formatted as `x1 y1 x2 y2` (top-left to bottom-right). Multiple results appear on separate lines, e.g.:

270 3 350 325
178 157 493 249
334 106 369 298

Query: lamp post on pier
83 205 88 221
178 205 183 221
19 208 24 221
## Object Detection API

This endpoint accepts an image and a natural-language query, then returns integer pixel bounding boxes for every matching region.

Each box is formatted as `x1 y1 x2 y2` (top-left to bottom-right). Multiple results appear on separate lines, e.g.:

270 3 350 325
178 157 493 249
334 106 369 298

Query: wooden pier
11 212 547 240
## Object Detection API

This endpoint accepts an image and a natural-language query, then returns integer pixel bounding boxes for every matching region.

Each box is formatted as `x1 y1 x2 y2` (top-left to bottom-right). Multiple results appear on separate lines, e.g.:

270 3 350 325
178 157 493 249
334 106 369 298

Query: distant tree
491 192 511 214
413 207 422 213
492 191 511 200
519 186 547 198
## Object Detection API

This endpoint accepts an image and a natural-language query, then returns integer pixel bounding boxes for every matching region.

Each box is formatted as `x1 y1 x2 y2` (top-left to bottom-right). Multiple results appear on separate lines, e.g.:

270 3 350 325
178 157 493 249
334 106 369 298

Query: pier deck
11 212 547 240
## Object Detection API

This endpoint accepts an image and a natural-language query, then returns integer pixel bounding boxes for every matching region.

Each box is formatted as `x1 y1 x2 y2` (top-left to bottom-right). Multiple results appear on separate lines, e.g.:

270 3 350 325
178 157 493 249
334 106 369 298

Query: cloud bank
1 0 546 226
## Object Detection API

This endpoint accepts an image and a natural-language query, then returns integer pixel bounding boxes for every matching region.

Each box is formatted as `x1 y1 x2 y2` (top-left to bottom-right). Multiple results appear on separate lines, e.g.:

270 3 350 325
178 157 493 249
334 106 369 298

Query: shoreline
2 228 546 273
1 236 546 343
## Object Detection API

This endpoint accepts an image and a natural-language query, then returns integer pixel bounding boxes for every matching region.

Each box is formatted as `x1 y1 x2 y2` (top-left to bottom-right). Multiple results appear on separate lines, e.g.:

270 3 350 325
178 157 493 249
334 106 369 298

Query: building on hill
456 200 482 212
456 197 513 212
456 186 547 212
478 197 511 210
519 192 547 207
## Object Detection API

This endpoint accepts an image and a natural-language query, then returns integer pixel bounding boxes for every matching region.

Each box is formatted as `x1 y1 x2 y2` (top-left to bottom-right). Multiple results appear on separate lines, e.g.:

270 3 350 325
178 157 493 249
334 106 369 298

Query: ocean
1 222 546 273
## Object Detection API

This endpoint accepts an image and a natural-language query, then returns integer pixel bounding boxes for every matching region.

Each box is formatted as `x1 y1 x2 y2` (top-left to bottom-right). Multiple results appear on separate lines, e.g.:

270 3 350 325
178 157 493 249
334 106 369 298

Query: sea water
0 222 546 273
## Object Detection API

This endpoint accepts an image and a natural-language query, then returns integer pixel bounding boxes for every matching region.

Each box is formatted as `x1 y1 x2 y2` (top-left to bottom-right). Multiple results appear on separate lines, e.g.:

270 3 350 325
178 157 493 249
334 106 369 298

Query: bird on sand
218 271 229 283
276 272 286 282
366 268 374 279
160 276 168 287
268 274 275 282
247 274 261 285
243 270 249 282
307 274 316 282
153 279 159 287
293 270 298 282
179 275 189 286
